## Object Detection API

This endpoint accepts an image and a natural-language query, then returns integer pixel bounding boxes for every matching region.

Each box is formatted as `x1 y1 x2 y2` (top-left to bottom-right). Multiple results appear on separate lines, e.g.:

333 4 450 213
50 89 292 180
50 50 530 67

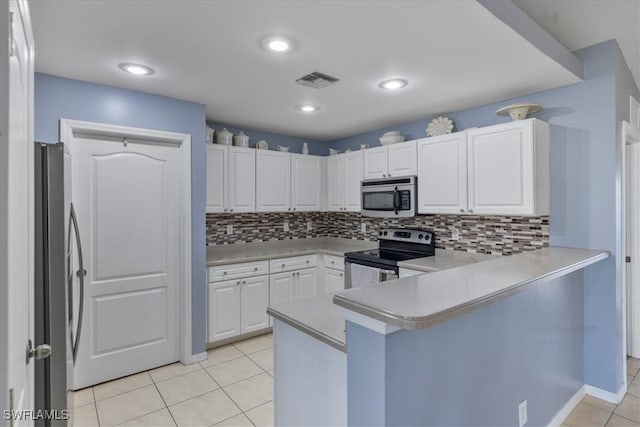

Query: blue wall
206 122 328 156
348 270 584 426
35 73 208 356
337 40 636 394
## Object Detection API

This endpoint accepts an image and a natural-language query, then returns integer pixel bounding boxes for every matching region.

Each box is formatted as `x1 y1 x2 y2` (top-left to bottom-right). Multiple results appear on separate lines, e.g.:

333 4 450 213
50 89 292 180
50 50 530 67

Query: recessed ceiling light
261 36 295 53
379 78 408 90
297 104 318 113
118 63 155 76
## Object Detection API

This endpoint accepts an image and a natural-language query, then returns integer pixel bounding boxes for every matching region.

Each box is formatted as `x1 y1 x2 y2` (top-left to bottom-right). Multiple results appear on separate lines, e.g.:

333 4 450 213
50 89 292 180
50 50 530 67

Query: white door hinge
9 11 15 57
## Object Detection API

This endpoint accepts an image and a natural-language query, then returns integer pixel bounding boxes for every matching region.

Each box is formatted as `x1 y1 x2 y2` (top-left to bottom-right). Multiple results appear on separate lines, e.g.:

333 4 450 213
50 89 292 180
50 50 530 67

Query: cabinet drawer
208 260 269 282
270 254 318 273
324 255 345 271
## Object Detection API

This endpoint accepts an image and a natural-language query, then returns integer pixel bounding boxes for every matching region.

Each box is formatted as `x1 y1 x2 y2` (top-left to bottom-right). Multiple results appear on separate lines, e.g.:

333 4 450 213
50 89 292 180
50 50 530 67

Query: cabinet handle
383 174 387 177
293 208 296 211
331 261 335 264
230 208 234 212
236 281 241 285
281 263 285 268
254 267 258 271
288 208 291 211
242 280 246 284
306 260 310 263
468 209 474 213
223 271 227 275
460 209 464 213
388 173 391 177
224 208 228 212
340 273 343 277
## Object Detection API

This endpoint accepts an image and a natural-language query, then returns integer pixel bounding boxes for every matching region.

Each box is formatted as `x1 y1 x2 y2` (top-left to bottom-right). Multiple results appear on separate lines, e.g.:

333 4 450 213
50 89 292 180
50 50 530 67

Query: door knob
26 340 51 364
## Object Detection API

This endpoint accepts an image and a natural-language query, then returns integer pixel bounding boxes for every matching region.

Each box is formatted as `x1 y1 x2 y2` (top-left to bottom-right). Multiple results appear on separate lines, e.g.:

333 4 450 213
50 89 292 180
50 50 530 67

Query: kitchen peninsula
268 246 608 426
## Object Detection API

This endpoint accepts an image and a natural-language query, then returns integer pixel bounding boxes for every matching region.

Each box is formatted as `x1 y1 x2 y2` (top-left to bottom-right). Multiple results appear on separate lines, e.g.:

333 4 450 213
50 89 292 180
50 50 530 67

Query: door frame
59 119 194 365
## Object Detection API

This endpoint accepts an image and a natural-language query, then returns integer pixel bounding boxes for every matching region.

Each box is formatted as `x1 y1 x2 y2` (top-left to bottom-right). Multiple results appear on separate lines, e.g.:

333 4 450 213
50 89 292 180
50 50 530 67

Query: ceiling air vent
296 71 339 89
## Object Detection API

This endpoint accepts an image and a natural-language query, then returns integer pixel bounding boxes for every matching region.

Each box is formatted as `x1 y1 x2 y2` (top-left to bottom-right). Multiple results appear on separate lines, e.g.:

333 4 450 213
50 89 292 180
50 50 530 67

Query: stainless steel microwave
361 176 417 217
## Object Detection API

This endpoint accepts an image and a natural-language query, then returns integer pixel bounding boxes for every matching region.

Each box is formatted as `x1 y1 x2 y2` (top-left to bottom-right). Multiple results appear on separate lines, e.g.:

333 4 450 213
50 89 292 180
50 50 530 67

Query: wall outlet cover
361 223 367 233
518 400 527 427
451 227 460 241
284 221 290 232
226 225 233 235
307 221 312 231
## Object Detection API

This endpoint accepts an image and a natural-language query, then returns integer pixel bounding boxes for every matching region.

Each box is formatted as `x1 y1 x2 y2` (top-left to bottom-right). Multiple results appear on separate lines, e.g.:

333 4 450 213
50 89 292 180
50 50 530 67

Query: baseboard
547 385 586 427
585 383 627 404
183 351 207 365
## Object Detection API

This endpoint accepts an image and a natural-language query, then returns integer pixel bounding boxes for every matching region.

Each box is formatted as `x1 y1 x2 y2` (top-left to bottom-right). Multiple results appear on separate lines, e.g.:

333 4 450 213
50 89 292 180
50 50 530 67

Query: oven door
345 260 399 289
361 180 416 218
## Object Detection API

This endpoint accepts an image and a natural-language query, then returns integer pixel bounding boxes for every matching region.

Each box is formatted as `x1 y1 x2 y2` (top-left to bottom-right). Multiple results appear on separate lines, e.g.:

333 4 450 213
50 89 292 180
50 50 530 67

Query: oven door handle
393 186 399 215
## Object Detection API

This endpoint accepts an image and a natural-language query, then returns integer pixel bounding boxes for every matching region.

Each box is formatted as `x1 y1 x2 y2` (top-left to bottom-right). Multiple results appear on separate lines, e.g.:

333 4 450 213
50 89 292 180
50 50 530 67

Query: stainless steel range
344 228 435 288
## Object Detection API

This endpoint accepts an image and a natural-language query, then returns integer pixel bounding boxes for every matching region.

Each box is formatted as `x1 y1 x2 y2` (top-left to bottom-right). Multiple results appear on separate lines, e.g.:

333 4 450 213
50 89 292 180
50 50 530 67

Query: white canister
234 131 249 147
302 142 309 155
216 128 233 145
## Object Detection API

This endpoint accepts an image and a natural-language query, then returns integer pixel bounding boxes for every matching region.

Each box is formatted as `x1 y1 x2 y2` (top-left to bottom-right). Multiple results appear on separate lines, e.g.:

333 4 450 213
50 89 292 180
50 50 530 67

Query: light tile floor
71 336 640 427
71 333 274 427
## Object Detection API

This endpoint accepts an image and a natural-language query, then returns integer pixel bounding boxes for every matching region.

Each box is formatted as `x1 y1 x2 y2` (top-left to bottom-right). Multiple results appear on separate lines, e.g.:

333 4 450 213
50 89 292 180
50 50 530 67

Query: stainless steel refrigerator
34 142 85 425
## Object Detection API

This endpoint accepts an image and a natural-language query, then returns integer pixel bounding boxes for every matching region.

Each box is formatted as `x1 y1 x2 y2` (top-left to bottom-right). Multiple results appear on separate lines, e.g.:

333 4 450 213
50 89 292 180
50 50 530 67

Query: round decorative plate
426 116 454 136
256 140 269 150
496 103 542 121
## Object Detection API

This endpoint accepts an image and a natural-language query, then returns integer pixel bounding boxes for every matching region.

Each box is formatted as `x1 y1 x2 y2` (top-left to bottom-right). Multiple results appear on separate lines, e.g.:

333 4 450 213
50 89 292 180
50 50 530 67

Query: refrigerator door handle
69 203 85 365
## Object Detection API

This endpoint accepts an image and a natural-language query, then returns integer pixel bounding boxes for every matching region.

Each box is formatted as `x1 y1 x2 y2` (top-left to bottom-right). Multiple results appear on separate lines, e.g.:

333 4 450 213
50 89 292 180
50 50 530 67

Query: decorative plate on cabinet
256 140 269 150
426 117 454 136
496 103 542 121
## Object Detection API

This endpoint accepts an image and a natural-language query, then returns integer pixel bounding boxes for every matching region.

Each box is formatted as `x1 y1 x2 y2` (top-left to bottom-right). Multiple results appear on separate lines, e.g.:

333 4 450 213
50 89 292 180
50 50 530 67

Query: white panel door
324 269 345 293
208 280 241 343
363 146 389 179
291 154 322 211
3 0 34 418
387 141 417 177
71 136 180 388
228 147 255 213
326 155 345 211
240 276 269 334
206 145 227 213
417 134 468 214
467 121 534 215
270 271 295 306
344 151 363 212
295 268 319 301
256 150 291 212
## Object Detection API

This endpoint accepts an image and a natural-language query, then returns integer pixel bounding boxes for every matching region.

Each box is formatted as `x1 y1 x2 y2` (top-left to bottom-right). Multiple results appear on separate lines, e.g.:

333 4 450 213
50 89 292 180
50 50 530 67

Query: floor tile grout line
200 353 247 369
150 381 178 427
201 365 250 425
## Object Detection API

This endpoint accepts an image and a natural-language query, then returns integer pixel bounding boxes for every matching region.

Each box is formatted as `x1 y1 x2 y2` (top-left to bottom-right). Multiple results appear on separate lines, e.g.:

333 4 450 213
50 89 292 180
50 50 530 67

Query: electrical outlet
518 400 527 427
307 221 312 231
226 225 233 235
284 221 289 232
361 223 367 233
451 227 460 241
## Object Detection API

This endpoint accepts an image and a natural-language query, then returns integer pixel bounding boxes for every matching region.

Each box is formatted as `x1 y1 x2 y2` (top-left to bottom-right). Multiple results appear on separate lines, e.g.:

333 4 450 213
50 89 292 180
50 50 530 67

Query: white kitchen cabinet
240 275 270 334
363 146 388 179
363 141 417 179
327 151 363 212
208 279 241 342
269 267 319 305
324 268 345 293
256 150 291 212
206 145 227 213
467 118 549 216
296 268 319 300
206 145 255 213
417 133 468 214
291 154 322 211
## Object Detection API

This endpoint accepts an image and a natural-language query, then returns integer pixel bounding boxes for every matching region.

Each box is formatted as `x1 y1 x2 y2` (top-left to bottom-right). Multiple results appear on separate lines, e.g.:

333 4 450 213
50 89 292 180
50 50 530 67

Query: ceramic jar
216 128 233 145
233 131 249 147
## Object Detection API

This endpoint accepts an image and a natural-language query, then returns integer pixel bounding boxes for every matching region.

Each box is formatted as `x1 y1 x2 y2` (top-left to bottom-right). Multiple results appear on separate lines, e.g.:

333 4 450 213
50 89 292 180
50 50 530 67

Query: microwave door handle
393 186 399 215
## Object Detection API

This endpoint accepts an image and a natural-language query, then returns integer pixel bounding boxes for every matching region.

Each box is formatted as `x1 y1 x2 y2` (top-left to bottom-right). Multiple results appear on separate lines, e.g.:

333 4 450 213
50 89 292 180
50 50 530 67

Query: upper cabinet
256 150 292 212
327 151 363 212
363 141 417 179
417 119 549 216
291 154 323 211
206 145 255 213
467 119 549 216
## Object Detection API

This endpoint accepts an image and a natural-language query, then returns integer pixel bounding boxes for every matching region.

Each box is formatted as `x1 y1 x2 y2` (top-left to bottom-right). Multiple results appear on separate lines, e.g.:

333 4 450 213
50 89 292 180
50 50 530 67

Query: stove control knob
379 231 383 236
418 234 423 239
383 231 388 236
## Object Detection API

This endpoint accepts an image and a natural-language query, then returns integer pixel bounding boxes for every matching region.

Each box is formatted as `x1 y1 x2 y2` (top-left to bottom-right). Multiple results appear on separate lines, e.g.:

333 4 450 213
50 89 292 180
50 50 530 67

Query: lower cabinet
269 267 319 305
325 268 345 293
208 275 269 343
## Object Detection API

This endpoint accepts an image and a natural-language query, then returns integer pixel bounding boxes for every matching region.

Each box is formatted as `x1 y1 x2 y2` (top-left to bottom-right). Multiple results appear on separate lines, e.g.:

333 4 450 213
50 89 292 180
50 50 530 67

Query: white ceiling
30 1 582 141
513 0 640 87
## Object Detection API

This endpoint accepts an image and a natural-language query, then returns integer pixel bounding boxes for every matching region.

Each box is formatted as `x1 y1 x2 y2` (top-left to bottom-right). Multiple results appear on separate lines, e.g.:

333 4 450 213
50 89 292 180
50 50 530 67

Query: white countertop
398 249 498 272
334 247 608 330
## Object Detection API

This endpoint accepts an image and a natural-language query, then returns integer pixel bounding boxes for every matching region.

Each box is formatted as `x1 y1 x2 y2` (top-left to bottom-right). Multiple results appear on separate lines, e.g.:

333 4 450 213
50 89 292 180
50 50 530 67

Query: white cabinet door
326 155 345 211
270 271 295 306
228 147 255 213
417 134 468 214
240 275 269 334
291 154 322 211
208 280 241 343
344 151 363 212
325 268 344 293
295 267 319 300
467 120 535 215
387 141 417 177
206 145 227 213
256 150 291 212
363 146 389 179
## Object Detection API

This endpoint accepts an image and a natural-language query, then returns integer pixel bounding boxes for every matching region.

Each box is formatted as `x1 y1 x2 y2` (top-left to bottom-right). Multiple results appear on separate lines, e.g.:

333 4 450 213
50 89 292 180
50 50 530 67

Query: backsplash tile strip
206 212 549 256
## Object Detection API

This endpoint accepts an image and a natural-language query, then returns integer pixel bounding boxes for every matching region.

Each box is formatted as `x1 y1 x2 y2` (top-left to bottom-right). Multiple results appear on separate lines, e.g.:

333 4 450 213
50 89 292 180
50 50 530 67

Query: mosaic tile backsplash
206 212 549 255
